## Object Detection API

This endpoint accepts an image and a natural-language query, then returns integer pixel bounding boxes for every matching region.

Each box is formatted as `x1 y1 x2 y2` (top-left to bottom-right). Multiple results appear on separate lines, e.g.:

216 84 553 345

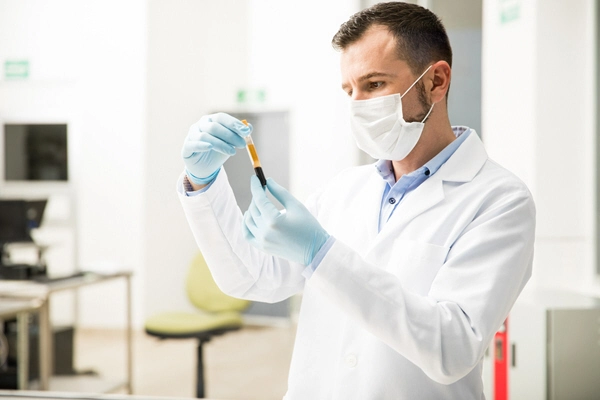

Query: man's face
340 25 430 122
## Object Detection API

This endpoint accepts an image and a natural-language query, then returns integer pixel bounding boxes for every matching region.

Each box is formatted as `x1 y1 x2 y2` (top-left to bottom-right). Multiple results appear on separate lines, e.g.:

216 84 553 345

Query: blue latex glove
182 113 252 184
242 175 330 266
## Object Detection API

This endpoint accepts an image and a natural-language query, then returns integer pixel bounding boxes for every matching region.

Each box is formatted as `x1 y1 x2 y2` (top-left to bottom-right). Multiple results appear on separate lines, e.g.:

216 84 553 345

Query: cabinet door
547 309 600 400
509 302 547 400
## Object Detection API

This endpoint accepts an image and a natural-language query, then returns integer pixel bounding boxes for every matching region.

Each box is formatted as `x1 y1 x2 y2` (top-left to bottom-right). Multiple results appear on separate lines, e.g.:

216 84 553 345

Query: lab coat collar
435 130 488 183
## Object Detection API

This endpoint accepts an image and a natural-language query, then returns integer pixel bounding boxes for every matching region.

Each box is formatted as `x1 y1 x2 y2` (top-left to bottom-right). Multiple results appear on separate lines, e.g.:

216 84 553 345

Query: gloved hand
243 175 330 266
182 113 252 184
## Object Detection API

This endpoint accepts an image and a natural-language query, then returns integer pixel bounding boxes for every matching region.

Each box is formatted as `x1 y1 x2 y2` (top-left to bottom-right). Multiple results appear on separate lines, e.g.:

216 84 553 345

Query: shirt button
388 197 396 204
345 354 358 368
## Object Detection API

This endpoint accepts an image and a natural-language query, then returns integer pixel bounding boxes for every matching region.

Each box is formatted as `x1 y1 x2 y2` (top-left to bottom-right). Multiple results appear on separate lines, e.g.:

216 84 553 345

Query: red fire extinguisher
494 318 508 400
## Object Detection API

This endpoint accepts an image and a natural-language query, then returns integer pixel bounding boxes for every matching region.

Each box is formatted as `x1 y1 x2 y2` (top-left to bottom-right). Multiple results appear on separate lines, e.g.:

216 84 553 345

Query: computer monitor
0 199 47 246
3 123 68 181
0 201 31 246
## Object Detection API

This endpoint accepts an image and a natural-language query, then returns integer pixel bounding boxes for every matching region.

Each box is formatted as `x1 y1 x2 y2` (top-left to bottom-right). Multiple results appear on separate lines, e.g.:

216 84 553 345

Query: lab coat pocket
387 239 449 296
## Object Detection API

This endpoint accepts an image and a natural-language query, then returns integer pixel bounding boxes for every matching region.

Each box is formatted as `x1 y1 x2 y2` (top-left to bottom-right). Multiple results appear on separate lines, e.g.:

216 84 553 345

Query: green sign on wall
236 88 267 105
4 60 29 79
500 0 520 25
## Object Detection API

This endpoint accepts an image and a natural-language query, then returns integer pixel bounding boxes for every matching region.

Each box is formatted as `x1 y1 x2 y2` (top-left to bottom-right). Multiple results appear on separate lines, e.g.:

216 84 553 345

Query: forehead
340 25 408 79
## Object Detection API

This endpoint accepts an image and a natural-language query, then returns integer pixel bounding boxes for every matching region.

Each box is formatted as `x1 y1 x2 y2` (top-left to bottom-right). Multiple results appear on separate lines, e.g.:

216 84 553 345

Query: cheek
384 82 407 97
415 81 430 105
401 92 427 116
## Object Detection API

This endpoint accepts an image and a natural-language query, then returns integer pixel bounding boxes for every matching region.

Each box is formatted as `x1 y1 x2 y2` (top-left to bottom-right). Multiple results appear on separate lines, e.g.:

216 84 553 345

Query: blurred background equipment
145 252 250 398
0 199 48 280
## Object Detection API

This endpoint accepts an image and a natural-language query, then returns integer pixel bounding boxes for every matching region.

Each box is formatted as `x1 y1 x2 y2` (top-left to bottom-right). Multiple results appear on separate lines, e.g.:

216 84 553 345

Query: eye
369 81 384 90
345 89 353 97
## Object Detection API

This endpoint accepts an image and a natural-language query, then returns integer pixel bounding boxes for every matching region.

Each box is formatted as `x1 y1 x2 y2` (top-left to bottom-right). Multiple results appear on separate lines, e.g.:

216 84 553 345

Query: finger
185 119 236 156
211 112 252 137
181 141 212 158
248 199 262 222
199 132 236 155
250 175 280 219
265 177 296 209
198 120 247 148
242 223 254 244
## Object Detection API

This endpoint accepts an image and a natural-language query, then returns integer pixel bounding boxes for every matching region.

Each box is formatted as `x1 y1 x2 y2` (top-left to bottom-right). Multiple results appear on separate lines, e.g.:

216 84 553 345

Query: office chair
145 252 250 398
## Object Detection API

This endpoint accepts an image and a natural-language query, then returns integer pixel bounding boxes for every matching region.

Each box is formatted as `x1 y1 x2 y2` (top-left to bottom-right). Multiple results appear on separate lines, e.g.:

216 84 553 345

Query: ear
428 60 451 104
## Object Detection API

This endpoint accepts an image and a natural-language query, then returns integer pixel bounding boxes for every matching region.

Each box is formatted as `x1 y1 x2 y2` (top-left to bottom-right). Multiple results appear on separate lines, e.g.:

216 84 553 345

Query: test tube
241 119 267 187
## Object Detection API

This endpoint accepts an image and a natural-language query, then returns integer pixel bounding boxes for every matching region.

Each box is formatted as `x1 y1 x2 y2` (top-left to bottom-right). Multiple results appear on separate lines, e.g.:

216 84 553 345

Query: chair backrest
185 252 250 313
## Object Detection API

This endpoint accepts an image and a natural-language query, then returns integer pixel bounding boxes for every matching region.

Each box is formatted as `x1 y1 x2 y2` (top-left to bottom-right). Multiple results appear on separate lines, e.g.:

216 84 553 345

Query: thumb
250 175 279 218
265 177 297 209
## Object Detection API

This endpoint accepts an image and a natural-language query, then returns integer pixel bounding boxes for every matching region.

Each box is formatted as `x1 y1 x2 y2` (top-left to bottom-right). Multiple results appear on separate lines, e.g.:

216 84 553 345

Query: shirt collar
375 126 472 183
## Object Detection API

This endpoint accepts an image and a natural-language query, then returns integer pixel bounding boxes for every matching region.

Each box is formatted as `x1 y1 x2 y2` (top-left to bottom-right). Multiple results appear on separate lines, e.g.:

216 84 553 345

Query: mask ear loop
400 64 433 98
401 64 435 123
421 103 435 123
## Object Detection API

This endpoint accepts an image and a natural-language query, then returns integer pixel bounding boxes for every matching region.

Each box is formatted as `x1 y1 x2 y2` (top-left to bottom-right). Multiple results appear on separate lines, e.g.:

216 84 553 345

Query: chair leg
196 339 207 398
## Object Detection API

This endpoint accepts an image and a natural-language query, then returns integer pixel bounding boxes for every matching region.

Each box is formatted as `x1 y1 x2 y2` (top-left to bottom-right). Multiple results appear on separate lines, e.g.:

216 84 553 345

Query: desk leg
16 311 29 390
38 299 51 390
126 275 133 394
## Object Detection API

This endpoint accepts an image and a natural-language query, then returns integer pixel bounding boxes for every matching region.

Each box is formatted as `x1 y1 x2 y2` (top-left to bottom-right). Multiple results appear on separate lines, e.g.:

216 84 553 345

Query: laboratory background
0 0 597 399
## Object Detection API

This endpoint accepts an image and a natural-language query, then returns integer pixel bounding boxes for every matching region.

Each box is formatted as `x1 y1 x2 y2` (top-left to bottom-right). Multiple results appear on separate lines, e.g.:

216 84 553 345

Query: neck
391 123 456 181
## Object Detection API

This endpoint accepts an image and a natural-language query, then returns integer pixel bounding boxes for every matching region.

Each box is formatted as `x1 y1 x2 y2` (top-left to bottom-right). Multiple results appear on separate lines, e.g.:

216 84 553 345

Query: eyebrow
341 71 397 91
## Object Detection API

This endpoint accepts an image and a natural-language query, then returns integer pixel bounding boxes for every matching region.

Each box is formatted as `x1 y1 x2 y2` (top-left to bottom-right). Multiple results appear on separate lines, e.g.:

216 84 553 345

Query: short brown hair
332 2 452 75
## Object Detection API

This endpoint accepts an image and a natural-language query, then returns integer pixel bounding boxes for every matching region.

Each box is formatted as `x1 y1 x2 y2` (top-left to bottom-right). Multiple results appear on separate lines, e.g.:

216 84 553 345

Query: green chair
145 252 250 398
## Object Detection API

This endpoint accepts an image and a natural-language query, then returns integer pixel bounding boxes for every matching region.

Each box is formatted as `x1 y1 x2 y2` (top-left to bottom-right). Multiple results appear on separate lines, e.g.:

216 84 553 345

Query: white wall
74 1 147 328
482 0 537 189
482 0 597 294
535 0 597 293
0 0 147 328
247 0 361 201
143 0 251 318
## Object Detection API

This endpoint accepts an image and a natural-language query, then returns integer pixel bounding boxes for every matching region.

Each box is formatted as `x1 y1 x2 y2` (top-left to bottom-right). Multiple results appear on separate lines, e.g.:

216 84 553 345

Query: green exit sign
4 60 29 79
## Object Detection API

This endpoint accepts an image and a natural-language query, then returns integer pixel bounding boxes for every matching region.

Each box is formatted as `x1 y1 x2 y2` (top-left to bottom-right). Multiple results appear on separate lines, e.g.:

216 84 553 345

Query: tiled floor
75 325 296 400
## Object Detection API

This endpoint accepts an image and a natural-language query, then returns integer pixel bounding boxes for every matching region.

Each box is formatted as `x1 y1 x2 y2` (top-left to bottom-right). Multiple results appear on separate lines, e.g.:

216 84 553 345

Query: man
178 2 535 399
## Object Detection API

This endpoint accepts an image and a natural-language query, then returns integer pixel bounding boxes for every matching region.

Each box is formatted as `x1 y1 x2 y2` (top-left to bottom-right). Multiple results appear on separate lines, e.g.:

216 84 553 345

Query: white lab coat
177 131 535 400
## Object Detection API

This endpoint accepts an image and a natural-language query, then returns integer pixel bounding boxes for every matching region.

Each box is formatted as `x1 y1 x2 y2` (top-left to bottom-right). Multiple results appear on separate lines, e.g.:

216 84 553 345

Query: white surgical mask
350 65 434 161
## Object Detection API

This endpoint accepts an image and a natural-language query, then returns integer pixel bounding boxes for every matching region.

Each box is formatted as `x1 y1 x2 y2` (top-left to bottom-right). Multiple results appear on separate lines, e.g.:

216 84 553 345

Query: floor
74 325 296 400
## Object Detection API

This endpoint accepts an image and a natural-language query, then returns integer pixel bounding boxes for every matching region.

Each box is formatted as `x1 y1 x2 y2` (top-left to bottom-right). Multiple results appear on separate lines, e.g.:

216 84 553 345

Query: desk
0 271 132 394
0 299 45 390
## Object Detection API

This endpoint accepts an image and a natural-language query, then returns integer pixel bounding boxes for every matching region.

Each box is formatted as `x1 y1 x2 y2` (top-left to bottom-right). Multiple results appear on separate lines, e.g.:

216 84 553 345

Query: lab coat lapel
341 169 387 262
371 132 488 244
332 167 386 257
363 170 387 245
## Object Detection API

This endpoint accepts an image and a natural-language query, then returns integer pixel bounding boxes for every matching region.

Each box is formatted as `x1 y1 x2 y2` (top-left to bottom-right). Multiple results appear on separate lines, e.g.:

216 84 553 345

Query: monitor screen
4 124 68 181
0 201 31 244
0 200 46 246
26 200 47 229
